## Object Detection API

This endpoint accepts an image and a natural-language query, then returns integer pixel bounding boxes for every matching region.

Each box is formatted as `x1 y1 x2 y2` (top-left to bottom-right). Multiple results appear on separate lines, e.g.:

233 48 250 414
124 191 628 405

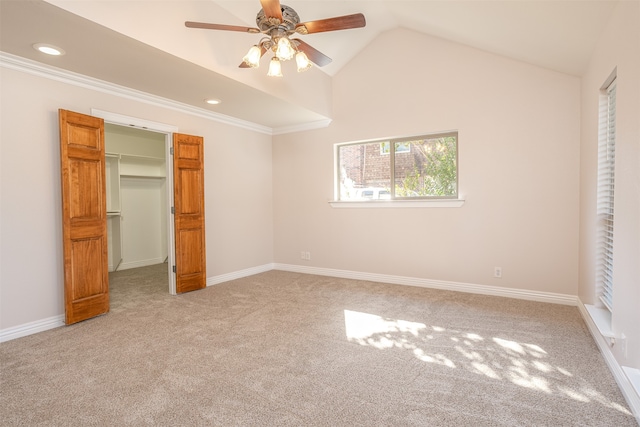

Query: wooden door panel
177 169 202 214
70 238 105 300
173 133 206 294
176 229 204 275
176 141 200 161
69 159 102 219
69 222 105 240
65 124 102 150
68 293 109 322
59 109 109 324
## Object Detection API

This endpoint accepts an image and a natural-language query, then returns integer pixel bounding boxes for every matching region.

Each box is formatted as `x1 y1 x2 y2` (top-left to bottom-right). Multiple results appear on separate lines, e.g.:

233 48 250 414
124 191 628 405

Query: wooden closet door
173 133 206 293
59 109 109 324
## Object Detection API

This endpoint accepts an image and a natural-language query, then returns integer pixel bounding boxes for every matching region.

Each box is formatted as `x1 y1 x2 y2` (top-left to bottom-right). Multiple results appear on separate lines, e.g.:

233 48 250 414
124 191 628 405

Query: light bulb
267 57 283 77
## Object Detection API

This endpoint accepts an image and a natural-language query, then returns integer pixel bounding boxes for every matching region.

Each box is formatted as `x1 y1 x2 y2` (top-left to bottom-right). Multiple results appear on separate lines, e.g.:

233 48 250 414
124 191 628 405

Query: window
380 141 410 155
596 75 616 312
337 132 458 201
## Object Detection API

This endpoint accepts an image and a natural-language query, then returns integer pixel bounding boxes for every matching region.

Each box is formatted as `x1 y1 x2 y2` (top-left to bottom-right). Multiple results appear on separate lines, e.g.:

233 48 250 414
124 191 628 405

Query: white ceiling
215 0 618 77
0 0 620 131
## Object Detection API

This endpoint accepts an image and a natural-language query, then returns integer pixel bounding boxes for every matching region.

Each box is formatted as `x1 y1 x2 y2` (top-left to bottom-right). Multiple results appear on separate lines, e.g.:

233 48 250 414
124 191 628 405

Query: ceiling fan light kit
186 0 366 77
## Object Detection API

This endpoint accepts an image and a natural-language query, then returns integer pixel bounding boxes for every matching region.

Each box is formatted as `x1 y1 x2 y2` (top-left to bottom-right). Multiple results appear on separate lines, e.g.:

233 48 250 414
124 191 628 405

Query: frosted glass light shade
267 57 283 77
276 37 295 61
296 51 312 72
243 45 262 68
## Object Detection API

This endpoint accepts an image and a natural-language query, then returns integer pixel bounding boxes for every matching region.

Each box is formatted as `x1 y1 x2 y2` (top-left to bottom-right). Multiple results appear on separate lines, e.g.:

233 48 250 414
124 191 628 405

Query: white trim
0 315 65 343
329 199 465 208
0 52 276 134
273 263 576 305
92 109 178 133
206 263 275 287
584 304 615 338
578 301 640 423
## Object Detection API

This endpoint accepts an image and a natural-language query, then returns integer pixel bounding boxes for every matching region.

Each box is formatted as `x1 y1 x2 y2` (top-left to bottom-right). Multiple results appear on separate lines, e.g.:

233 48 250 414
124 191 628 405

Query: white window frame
595 71 617 312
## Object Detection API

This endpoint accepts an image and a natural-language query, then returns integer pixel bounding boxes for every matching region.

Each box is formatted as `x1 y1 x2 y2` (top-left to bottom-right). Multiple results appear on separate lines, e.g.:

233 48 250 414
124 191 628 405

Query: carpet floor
1 264 636 426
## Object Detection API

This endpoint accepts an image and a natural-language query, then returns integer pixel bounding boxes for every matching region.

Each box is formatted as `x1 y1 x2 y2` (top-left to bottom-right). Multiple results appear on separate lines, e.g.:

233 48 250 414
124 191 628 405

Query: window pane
339 142 391 200
380 141 410 154
394 136 457 198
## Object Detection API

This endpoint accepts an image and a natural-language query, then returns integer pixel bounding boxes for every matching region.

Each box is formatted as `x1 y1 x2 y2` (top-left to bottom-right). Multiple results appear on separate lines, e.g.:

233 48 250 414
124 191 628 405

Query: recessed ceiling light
33 43 65 56
205 98 221 105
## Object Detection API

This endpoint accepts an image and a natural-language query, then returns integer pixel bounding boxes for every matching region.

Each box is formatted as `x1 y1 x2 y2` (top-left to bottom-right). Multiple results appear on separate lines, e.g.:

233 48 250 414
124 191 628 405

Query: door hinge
172 265 176 273
170 147 174 155
171 206 175 214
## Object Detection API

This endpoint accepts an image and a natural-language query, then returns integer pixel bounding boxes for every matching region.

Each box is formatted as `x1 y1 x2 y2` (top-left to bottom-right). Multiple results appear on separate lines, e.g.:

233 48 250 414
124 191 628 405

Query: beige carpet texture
1 264 636 426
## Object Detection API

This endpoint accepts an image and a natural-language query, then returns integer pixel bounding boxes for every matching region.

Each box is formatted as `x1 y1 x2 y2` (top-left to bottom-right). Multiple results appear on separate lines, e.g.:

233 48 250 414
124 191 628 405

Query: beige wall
273 28 581 295
579 0 640 368
0 67 274 330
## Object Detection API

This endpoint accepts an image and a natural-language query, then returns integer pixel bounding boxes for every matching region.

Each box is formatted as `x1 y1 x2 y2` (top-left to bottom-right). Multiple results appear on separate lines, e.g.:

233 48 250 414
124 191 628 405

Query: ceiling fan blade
185 21 260 33
293 39 332 67
296 13 366 34
239 45 268 68
260 0 283 21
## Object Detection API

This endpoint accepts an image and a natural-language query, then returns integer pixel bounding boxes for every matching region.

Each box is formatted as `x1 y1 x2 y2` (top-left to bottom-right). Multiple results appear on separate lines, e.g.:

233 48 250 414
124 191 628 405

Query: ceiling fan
185 0 366 76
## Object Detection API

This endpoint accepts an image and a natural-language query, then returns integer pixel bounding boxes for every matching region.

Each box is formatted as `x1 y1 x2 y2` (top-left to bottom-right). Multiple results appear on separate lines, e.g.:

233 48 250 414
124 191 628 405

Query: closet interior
104 123 169 279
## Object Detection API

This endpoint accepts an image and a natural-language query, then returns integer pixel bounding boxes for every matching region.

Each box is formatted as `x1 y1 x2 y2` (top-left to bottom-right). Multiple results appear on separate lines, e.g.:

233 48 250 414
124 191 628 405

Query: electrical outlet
494 267 502 278
301 251 311 260
301 251 306 260
306 252 311 260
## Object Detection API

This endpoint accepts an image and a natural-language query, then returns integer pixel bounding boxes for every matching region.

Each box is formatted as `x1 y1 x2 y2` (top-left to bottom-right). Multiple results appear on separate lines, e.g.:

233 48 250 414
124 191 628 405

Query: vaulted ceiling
0 0 619 132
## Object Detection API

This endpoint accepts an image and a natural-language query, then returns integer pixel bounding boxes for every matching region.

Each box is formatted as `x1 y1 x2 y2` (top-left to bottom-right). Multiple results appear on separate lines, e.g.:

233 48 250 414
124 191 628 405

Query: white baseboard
117 257 165 271
206 263 275 287
577 301 640 424
273 263 578 306
0 315 65 343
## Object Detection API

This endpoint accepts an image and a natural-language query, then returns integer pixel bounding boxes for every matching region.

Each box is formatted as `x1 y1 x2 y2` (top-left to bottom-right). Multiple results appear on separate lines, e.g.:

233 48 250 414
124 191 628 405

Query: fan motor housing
256 4 299 33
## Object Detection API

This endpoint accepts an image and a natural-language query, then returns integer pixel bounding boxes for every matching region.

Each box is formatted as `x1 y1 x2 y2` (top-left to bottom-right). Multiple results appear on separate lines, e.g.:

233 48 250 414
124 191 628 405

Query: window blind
596 79 616 312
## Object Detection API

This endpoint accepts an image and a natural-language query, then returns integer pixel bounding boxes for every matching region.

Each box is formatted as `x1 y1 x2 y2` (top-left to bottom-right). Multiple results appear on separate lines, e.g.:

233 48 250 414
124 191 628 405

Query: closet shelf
120 174 166 179
120 153 165 162
106 152 164 161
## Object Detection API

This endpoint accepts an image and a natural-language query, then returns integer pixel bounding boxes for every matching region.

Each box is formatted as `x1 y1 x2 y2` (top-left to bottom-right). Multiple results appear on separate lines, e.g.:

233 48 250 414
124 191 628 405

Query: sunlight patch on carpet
343 309 426 350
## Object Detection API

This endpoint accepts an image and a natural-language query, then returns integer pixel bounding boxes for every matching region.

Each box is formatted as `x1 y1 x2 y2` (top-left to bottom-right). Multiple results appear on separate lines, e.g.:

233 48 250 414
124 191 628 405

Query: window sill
585 304 614 338
329 199 465 208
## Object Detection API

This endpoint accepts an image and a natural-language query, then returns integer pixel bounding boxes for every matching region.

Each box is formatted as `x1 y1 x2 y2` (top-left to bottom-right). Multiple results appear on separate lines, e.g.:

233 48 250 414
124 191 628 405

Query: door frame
91 109 179 295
